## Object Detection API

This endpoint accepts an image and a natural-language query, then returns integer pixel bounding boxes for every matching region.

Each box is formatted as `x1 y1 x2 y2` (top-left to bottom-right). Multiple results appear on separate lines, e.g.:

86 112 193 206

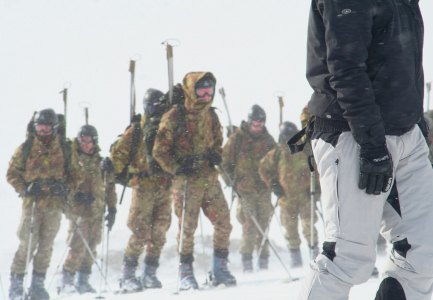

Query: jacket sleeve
6 144 27 195
259 149 276 189
316 0 385 147
153 111 180 176
220 131 238 185
105 172 117 209
110 127 133 175
212 113 223 155
65 146 84 194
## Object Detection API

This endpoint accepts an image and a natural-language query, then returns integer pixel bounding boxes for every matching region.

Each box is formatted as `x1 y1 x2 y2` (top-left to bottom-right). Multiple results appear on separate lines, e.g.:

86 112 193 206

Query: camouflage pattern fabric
124 187 172 258
68 138 117 220
63 218 102 273
153 72 223 188
236 190 272 257
11 206 62 274
259 145 320 249
62 139 117 273
221 121 277 194
7 135 83 209
172 178 232 255
111 115 171 190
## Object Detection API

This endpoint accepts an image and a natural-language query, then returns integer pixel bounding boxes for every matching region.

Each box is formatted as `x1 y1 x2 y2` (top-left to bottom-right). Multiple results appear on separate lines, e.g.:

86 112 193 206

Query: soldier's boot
59 268 76 294
75 272 96 294
179 255 198 290
28 271 49 300
9 273 26 300
290 249 303 268
141 256 162 289
212 256 237 287
258 256 269 270
121 256 143 293
241 254 253 273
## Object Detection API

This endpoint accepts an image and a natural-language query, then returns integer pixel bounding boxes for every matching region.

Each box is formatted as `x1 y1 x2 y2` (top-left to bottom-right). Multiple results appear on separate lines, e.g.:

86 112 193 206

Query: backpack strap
209 107 218 139
129 121 142 165
59 136 72 177
21 138 34 171
173 105 187 149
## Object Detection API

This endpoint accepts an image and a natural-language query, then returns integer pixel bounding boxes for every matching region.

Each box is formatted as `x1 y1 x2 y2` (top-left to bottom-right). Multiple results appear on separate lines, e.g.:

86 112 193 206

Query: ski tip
282 276 299 283
216 283 227 290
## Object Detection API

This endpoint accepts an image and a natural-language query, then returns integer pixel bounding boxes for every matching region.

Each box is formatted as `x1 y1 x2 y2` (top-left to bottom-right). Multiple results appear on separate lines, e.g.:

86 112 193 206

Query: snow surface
0 184 393 300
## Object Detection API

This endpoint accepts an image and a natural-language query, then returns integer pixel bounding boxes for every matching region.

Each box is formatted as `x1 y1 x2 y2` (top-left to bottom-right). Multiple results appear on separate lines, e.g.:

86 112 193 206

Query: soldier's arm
105 172 117 208
110 126 134 174
6 144 27 195
65 146 84 194
153 110 179 176
259 149 276 189
220 131 238 184
212 114 223 155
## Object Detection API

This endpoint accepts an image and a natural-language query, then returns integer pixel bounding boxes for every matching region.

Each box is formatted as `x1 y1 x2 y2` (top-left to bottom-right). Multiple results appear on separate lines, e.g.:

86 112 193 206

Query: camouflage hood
182 72 216 113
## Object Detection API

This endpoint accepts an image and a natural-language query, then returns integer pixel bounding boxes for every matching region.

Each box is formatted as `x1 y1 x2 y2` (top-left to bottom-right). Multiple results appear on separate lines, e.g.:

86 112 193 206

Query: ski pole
218 163 295 281
22 194 38 300
229 189 236 212
199 211 208 284
47 203 88 290
255 198 279 270
0 272 5 300
97 173 108 298
60 196 113 293
119 185 127 205
310 168 316 259
174 175 189 294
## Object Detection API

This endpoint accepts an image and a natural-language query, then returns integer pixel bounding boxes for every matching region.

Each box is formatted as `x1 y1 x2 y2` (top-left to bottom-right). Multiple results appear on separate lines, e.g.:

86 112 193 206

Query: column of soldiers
6 71 321 300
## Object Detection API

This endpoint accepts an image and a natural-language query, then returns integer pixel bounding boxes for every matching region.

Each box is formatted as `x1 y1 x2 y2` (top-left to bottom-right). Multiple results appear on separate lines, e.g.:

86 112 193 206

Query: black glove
358 145 393 195
50 181 69 197
105 207 117 231
74 192 95 205
208 151 222 166
272 180 285 198
23 182 43 197
175 158 196 176
100 157 114 173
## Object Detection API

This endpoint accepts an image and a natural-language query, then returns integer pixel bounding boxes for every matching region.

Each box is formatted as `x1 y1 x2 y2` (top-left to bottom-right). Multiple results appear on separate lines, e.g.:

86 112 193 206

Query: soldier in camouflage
259 121 320 268
153 72 236 289
111 88 172 293
7 109 83 300
221 105 277 272
60 125 117 295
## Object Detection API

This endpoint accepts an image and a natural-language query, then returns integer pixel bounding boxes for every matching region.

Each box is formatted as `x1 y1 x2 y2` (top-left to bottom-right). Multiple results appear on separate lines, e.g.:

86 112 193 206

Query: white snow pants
297 126 433 300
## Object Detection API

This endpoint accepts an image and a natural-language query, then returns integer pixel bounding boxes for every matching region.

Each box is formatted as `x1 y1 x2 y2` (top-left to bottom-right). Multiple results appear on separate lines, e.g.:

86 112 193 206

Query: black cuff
180 254 194 264
123 255 139 267
32 270 46 278
78 265 92 274
144 255 160 267
108 207 117 214
214 249 229 259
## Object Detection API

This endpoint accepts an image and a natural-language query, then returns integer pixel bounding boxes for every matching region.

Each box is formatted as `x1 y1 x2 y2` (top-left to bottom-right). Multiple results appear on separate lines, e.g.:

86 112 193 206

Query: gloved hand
208 151 222 166
358 145 393 195
272 180 285 198
50 181 69 197
100 157 114 173
74 192 95 205
105 207 117 231
23 182 43 197
175 159 196 176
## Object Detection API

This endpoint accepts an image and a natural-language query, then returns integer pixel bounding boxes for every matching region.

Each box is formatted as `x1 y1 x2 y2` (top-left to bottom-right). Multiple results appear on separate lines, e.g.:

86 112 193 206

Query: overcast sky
1 0 432 189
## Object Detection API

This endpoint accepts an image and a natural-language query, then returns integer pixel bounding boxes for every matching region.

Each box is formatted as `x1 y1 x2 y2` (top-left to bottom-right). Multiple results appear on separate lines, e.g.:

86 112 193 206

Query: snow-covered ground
0 182 394 300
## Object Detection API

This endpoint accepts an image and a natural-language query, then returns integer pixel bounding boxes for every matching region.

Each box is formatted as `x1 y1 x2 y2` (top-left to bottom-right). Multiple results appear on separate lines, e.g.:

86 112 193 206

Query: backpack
22 112 72 177
110 114 142 186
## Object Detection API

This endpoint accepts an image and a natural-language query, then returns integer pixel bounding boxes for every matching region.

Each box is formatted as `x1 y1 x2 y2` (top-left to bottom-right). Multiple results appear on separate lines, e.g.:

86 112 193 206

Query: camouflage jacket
259 145 320 203
111 115 171 190
153 72 223 187
69 139 117 220
300 104 311 129
221 121 277 194
7 135 83 209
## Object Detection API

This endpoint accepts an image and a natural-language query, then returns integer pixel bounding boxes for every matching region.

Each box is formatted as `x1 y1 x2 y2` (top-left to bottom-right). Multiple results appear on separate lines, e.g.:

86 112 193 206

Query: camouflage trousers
125 187 172 259
172 179 232 256
11 205 62 275
279 195 318 250
236 190 272 257
63 215 102 274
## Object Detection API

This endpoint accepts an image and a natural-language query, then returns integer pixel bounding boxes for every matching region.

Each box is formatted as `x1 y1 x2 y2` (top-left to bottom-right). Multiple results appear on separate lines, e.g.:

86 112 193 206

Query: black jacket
307 0 424 147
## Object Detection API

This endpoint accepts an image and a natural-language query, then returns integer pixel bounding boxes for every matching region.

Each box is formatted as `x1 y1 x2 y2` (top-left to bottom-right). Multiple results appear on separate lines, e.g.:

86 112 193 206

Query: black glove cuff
108 207 117 214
